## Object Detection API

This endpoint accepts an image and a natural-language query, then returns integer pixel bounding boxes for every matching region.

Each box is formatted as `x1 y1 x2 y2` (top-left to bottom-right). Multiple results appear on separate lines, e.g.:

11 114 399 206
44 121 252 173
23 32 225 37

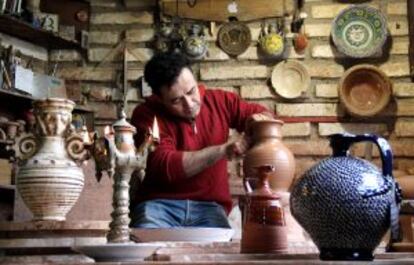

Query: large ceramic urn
290 133 401 261
243 120 295 191
13 98 87 221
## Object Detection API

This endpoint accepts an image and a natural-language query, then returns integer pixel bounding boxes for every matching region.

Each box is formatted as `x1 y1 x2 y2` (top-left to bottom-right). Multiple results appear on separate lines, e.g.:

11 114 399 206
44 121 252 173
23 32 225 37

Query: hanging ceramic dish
338 64 392 117
271 60 310 99
218 21 251 56
259 23 285 57
331 5 388 58
182 24 208 60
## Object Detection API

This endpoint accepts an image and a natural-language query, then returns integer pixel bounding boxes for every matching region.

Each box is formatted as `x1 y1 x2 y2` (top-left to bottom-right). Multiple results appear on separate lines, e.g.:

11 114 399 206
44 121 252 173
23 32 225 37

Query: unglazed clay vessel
243 120 295 191
241 165 287 253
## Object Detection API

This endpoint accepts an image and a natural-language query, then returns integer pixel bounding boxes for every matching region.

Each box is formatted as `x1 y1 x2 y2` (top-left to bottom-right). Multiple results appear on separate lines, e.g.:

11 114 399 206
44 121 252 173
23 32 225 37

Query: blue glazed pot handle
329 133 393 178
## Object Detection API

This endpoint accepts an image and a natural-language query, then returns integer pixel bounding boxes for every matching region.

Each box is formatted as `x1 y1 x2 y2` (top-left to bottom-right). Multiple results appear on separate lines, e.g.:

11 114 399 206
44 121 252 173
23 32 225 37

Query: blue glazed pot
290 133 401 261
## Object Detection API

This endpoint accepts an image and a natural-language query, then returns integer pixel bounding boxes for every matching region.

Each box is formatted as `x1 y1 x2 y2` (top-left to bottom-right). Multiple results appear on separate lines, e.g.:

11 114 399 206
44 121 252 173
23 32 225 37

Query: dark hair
144 52 192 96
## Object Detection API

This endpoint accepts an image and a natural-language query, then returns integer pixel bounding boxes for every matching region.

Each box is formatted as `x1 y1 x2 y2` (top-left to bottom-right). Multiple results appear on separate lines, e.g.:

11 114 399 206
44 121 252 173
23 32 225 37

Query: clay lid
338 64 392 117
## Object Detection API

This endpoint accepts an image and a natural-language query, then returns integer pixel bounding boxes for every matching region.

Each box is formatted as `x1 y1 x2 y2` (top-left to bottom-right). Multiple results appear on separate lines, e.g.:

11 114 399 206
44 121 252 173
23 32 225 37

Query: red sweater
130 85 268 213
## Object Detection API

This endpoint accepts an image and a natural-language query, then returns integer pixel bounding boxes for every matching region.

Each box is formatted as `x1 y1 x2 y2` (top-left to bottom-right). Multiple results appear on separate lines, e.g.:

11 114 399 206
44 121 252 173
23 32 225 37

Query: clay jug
290 133 401 261
243 120 295 191
241 165 288 253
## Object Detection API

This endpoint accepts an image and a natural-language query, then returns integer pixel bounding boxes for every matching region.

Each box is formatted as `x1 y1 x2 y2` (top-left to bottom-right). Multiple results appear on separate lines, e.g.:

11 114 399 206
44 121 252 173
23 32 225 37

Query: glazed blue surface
290 133 399 260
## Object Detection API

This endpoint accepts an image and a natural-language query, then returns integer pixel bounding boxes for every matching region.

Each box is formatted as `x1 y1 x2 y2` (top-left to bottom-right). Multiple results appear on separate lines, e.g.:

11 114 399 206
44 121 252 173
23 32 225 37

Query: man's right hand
224 134 249 160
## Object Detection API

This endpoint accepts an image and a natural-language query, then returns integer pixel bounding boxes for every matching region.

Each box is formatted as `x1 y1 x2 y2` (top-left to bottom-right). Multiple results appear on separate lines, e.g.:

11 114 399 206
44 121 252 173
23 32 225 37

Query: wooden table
2 240 414 264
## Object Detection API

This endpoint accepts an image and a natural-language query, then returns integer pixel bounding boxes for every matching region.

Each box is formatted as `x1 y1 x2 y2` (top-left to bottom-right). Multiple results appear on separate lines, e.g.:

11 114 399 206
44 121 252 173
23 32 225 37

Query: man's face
159 67 201 120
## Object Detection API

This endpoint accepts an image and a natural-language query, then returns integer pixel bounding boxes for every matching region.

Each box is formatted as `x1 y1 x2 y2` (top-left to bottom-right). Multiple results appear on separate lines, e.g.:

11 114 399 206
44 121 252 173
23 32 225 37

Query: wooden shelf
0 88 93 113
0 14 81 50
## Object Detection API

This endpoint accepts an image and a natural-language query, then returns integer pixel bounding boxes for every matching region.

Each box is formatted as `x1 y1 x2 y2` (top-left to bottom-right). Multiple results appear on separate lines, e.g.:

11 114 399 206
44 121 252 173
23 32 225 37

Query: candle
104 125 114 140
81 126 91 144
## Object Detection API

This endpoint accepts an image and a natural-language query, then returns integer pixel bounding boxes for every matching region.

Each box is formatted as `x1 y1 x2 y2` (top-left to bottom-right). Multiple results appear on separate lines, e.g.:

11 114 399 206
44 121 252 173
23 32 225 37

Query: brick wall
51 0 414 193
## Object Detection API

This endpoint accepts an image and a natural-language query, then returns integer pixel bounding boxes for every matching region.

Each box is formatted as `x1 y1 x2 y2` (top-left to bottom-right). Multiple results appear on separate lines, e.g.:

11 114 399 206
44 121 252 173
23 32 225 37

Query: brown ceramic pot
241 165 288 253
396 175 414 199
243 120 295 191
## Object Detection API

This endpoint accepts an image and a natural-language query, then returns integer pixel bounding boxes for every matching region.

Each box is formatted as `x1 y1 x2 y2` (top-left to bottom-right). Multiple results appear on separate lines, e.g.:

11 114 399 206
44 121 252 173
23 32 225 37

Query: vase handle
329 133 401 243
330 133 392 180
8 132 38 161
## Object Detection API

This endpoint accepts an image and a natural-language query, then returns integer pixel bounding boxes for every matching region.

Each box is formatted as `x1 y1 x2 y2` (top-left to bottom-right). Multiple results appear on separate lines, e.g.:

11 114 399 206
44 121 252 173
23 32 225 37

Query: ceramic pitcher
243 119 295 191
290 133 401 261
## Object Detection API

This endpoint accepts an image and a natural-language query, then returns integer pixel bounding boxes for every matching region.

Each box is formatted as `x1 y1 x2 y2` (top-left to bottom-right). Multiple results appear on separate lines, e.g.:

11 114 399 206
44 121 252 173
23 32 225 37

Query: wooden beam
408 0 414 81
161 0 295 22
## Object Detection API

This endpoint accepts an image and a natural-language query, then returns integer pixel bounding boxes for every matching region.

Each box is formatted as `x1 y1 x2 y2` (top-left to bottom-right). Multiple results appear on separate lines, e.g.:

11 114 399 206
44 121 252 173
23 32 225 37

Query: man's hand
224 134 249 160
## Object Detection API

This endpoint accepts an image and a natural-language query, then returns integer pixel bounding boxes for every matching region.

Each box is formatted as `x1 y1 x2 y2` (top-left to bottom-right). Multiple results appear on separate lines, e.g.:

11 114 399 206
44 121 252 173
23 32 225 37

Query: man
130 52 273 228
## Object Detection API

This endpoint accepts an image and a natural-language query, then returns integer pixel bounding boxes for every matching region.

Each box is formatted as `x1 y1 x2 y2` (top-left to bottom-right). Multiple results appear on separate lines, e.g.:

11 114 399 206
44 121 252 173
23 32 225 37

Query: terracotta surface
241 165 288 254
395 175 414 199
243 120 295 191
339 64 392 117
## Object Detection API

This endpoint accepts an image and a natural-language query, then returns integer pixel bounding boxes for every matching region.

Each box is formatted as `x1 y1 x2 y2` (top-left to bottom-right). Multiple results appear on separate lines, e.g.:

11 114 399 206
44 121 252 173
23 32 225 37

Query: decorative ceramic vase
13 98 87 221
243 120 295 191
290 133 401 261
241 165 287 253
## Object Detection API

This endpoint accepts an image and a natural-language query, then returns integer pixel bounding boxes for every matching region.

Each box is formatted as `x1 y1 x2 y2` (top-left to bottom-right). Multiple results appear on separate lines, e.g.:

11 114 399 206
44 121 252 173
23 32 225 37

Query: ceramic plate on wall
131 228 234 242
338 64 392 117
331 5 387 58
271 60 310 99
218 21 251 56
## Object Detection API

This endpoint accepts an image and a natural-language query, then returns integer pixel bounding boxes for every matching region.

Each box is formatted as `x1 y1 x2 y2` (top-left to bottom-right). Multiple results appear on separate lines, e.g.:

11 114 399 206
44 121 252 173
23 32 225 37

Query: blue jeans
130 199 231 228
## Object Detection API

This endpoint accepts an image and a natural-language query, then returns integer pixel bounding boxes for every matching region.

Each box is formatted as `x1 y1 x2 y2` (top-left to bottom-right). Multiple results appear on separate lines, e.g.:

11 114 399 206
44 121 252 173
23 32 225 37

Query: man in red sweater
130 52 272 228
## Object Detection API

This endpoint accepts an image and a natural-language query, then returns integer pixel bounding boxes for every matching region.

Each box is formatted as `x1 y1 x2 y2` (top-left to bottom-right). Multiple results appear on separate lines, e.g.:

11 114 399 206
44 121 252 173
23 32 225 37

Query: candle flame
82 126 91 144
152 116 160 140
104 125 111 136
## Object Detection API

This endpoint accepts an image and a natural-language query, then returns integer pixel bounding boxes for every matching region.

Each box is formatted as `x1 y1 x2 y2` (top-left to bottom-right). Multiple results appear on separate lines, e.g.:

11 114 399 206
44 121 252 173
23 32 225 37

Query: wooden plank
161 0 294 22
0 15 81 50
408 0 414 81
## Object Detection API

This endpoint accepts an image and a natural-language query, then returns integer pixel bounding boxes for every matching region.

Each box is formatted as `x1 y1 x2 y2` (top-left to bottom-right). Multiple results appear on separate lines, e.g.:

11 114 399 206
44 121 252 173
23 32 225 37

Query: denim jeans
130 199 231 228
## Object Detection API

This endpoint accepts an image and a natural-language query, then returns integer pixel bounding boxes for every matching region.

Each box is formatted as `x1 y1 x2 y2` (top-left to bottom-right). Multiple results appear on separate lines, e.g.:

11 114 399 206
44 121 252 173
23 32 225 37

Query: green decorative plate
331 5 388 58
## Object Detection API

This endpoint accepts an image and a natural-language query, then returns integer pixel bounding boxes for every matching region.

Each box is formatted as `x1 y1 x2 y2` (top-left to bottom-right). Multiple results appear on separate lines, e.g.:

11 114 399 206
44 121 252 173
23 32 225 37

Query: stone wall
51 0 414 194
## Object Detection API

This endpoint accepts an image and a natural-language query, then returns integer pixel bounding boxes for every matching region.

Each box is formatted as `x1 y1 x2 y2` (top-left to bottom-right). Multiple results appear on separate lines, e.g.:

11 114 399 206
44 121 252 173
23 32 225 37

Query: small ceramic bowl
338 64 392 117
